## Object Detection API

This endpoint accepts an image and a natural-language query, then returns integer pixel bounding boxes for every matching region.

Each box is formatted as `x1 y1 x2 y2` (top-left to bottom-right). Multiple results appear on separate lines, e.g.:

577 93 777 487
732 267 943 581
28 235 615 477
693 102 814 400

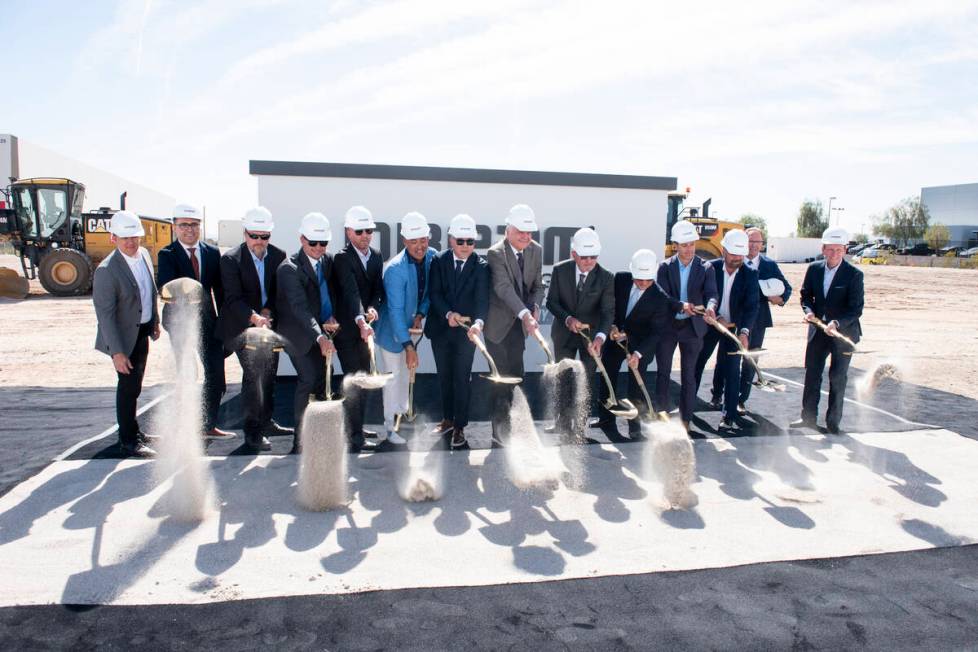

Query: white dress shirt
719 267 738 324
121 249 154 323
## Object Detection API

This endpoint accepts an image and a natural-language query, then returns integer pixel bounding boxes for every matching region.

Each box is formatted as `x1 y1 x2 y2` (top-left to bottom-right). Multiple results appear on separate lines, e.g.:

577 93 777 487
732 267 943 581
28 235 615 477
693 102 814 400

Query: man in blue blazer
655 221 718 431
157 203 232 440
791 227 864 434
374 212 437 446
276 213 340 454
424 215 489 449
694 230 759 430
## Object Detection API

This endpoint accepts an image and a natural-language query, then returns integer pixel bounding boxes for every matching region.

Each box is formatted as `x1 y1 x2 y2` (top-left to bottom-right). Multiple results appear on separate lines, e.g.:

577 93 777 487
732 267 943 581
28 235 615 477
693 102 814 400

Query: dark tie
576 273 586 294
188 247 200 280
455 259 464 276
316 259 332 322
516 251 525 275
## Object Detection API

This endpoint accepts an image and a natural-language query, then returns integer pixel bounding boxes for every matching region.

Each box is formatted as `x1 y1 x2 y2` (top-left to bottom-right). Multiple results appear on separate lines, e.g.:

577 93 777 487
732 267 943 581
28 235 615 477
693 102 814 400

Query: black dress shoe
789 418 816 429
490 436 506 449
120 441 156 458
719 417 737 430
138 431 162 444
289 442 301 455
737 403 748 415
824 424 844 435
243 436 272 453
708 396 723 410
450 427 469 449
362 428 379 439
264 421 294 437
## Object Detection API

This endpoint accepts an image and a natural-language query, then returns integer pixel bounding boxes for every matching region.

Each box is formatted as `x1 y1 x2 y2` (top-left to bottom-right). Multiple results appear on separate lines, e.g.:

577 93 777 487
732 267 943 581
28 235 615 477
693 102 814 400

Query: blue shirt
675 258 692 320
249 249 267 307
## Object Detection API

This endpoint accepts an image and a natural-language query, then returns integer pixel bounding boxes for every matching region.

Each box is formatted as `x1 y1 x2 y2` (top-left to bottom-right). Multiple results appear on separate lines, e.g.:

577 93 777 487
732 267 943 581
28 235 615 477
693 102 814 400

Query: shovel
318 323 342 402
531 328 556 366
807 316 872 355
456 316 522 384
692 306 786 393
160 277 204 305
578 325 639 419
364 332 394 385
404 327 425 421
611 330 656 420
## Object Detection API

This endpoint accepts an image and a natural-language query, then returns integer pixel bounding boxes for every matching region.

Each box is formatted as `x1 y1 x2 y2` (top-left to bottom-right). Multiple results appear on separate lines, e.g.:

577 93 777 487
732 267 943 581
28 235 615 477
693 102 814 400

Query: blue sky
5 0 978 237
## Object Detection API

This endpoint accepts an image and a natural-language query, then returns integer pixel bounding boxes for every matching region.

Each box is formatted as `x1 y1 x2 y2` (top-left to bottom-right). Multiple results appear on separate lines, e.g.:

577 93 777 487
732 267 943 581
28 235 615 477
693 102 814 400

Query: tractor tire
696 249 719 261
38 248 94 296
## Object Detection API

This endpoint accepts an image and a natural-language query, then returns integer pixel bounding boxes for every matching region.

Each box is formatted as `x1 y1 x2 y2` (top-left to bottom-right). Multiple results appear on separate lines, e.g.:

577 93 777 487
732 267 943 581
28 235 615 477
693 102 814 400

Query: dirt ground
1 254 976 400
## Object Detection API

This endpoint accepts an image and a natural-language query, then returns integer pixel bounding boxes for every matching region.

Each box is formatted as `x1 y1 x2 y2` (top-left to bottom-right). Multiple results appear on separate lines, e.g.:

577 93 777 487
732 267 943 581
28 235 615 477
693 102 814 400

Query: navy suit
600 273 683 426
800 259 864 429
157 240 226 430
654 255 719 423
694 260 759 420
425 250 489 429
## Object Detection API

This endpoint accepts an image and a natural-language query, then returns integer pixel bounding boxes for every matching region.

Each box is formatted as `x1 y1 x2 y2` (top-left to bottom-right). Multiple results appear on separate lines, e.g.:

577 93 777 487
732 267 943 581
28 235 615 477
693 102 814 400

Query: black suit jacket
424 249 490 339
276 251 339 355
708 259 760 336
545 258 614 352
800 259 864 342
156 240 223 331
612 273 684 360
657 255 719 338
214 242 286 347
331 242 385 347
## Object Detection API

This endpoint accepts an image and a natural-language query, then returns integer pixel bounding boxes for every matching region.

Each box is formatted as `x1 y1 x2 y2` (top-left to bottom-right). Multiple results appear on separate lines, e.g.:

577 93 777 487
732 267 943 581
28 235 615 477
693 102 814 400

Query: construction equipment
0 178 172 296
664 189 744 260
578 324 639 419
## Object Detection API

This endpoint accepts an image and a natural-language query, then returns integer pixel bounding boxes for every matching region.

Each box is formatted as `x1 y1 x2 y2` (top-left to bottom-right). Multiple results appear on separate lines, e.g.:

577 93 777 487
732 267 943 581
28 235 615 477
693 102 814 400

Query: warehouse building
921 182 978 248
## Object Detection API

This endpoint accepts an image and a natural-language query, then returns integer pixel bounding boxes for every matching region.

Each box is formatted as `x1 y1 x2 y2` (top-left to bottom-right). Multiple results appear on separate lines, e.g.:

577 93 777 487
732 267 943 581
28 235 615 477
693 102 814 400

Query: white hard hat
110 210 144 237
448 214 478 239
400 211 431 240
722 229 749 256
505 204 539 232
629 249 658 280
671 220 699 244
759 277 786 297
344 205 376 230
300 212 332 241
242 206 274 232
571 227 601 256
822 226 849 245
172 203 201 220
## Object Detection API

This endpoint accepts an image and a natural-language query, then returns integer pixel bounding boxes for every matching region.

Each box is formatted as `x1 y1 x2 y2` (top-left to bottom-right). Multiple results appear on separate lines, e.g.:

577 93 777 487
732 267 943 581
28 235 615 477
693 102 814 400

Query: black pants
289 345 326 445
553 336 597 433
172 329 227 430
431 331 477 428
738 326 766 403
802 330 853 429
694 327 742 419
336 336 371 437
235 345 279 442
116 322 152 446
486 322 525 439
655 320 703 423
599 343 653 428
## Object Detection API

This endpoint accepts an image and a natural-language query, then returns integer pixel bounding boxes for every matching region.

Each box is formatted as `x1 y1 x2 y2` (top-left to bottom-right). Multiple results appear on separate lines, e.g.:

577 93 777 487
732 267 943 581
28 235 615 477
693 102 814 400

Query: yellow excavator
0 178 171 296
665 189 744 259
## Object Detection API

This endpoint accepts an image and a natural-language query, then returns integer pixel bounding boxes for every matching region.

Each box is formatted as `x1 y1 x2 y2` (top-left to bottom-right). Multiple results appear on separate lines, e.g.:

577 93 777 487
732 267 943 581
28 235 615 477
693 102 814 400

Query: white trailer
767 236 823 263
218 219 243 249
250 160 676 373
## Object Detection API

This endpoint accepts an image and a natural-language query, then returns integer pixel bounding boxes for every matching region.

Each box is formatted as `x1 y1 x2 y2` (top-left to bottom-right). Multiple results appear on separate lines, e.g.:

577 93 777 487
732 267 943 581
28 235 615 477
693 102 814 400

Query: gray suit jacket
93 248 159 357
545 258 614 352
484 238 543 344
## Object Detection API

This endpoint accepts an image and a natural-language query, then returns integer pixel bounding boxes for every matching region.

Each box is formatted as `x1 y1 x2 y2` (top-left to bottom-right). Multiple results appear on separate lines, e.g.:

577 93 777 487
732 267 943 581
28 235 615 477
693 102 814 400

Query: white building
921 182 978 247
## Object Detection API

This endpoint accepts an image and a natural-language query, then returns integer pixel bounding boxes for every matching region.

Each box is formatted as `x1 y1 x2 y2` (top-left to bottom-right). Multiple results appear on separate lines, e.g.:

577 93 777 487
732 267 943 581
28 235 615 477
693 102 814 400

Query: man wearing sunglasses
157 203 234 441
374 211 437 446
276 212 340 454
331 205 385 452
424 214 489 449
215 206 289 453
545 227 614 439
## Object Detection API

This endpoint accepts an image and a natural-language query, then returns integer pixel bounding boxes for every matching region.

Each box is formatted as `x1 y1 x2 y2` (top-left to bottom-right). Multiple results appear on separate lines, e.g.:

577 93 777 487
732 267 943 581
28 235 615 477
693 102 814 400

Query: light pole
831 205 845 226
826 196 836 226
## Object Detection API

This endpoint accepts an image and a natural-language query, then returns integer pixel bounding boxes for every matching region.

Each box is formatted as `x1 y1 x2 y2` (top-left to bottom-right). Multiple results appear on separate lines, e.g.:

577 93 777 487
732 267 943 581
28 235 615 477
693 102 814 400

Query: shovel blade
481 374 522 384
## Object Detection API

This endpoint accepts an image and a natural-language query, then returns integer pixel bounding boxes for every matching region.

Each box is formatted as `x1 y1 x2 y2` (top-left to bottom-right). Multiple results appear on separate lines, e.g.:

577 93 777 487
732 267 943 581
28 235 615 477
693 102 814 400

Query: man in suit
598 249 687 440
425 214 490 449
374 212 437 446
93 211 161 458
655 220 719 432
214 206 289 453
156 203 233 440
331 205 385 449
732 227 792 412
276 212 339 454
791 227 864 434
693 230 759 430
545 227 614 436
484 204 544 446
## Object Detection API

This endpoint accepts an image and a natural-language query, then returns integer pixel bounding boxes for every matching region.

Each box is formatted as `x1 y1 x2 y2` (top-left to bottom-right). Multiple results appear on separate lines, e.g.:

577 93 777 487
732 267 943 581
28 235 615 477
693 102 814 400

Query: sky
5 0 978 238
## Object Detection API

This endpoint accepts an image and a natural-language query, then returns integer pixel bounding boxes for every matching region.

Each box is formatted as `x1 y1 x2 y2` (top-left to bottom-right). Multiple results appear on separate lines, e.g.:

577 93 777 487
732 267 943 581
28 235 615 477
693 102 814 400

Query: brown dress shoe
204 427 236 440
431 419 454 434
450 427 468 449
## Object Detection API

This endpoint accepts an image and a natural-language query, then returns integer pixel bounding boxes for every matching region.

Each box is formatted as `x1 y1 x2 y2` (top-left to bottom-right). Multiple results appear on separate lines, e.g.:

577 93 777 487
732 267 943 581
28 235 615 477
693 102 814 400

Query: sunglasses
307 240 329 247
354 228 374 235
455 238 476 246
246 232 271 240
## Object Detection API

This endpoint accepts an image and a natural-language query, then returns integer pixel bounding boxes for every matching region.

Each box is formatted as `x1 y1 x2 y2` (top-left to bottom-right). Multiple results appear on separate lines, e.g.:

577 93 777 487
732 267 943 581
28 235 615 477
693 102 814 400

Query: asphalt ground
1 368 977 650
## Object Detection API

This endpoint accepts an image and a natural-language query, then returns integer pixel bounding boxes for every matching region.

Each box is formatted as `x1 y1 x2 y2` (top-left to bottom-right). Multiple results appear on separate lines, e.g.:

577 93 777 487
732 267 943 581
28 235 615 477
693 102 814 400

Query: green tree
853 232 870 244
872 196 931 247
924 223 950 250
738 213 768 238
796 199 827 238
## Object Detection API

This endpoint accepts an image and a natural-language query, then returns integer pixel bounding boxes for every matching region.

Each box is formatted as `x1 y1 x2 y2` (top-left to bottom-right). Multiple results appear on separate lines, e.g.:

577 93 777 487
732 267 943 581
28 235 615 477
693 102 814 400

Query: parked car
938 246 963 256
897 243 934 256
848 243 870 255
877 243 897 252
958 246 978 258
